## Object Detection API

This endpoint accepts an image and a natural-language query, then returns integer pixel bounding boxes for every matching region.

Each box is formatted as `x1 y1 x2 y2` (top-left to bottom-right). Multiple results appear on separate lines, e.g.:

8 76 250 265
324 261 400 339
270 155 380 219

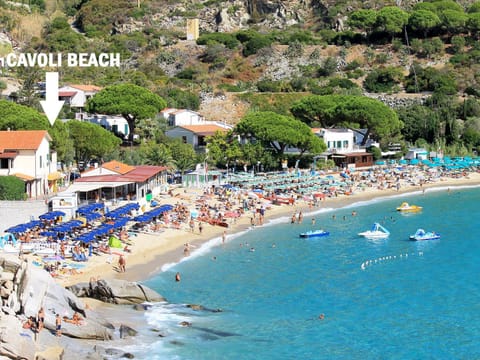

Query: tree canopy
290 95 403 145
0 100 48 129
86 84 167 141
0 100 74 164
66 121 121 165
235 111 325 157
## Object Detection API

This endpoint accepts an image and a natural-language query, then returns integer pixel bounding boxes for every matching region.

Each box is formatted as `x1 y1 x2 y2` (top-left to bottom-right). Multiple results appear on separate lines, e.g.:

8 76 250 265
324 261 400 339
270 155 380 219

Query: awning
13 173 35 181
0 152 17 159
66 181 134 193
48 172 63 181
65 183 105 193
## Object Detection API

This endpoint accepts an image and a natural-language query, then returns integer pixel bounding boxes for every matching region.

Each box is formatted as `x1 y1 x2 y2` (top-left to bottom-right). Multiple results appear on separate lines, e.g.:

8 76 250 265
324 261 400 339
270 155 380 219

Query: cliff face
113 0 327 35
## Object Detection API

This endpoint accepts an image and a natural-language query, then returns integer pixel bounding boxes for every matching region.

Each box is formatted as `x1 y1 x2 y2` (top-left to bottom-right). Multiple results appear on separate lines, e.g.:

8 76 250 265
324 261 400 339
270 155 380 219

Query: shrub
364 66 404 93
0 176 25 200
243 34 273 57
197 32 240 49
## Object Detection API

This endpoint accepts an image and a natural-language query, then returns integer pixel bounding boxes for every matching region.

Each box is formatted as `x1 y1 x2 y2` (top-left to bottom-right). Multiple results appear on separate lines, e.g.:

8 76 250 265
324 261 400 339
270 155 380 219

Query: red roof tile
76 165 167 183
179 125 228 135
59 91 77 97
0 130 51 152
0 151 17 158
69 84 102 92
101 160 135 175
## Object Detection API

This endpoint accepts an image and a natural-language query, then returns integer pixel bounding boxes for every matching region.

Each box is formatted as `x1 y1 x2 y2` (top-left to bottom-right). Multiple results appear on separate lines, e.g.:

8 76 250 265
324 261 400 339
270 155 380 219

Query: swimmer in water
318 314 325 320
175 272 181 282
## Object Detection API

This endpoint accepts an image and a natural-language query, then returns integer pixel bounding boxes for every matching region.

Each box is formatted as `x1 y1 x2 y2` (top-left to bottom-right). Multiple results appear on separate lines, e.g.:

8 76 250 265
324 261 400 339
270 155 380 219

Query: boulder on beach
67 279 165 304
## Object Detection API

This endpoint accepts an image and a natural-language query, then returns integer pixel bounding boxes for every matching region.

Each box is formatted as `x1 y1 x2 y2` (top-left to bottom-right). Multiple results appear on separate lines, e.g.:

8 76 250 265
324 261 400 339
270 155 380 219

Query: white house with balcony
0 130 58 198
313 128 355 153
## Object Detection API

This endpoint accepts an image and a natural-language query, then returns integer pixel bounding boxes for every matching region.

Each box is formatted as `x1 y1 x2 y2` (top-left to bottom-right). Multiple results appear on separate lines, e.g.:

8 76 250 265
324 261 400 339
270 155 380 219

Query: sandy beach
53 170 480 288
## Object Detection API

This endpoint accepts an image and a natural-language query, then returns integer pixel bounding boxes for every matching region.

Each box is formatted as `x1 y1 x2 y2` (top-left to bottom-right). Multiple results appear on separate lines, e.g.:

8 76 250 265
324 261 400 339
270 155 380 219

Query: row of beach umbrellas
133 204 173 223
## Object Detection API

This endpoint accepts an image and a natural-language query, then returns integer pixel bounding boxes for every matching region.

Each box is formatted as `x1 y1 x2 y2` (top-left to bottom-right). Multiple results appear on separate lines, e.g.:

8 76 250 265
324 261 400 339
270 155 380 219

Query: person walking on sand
222 230 226 244
55 314 62 337
118 255 126 273
198 222 203 234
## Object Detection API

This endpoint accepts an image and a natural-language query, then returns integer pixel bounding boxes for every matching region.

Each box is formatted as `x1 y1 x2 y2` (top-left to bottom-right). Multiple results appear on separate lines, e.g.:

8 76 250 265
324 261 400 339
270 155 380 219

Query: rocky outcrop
0 254 163 359
67 278 165 305
365 93 429 108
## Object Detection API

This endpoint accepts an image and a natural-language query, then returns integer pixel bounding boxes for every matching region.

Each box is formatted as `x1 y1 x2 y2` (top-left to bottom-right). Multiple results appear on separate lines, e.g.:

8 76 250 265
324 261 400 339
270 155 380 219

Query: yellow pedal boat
396 202 423 212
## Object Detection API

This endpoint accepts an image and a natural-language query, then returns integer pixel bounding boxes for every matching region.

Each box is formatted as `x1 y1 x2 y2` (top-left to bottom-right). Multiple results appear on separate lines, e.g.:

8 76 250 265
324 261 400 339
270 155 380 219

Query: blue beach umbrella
39 211 66 220
5 224 28 233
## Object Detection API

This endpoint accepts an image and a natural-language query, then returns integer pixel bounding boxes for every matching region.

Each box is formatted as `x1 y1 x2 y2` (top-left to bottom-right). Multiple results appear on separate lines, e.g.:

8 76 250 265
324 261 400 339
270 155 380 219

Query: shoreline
55 171 480 288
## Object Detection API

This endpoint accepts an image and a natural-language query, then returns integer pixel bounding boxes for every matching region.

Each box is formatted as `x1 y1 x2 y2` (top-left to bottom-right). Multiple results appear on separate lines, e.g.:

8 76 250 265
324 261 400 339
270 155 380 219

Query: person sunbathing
22 316 36 331
63 312 83 325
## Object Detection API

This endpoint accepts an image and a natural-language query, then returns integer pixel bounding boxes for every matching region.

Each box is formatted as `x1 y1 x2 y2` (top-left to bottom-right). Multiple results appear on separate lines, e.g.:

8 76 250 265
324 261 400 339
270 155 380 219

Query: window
343 140 349 149
0 159 8 169
182 136 187 144
336 140 342 148
39 156 42 168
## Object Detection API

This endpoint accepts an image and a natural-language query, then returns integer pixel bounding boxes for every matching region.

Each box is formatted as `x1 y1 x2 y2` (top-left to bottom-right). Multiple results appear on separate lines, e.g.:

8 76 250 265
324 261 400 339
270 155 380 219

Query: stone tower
186 18 199 41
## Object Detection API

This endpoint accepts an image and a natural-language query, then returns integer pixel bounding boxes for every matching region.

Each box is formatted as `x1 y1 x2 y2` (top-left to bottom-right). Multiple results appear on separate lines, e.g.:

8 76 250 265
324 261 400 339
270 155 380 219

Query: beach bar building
64 161 168 207
330 152 374 169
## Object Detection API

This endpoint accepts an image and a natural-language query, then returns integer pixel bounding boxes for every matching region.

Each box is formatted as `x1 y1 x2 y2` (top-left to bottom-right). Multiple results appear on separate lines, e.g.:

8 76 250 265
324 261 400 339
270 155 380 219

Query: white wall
59 85 87 108
170 111 203 126
320 129 354 153
0 200 47 233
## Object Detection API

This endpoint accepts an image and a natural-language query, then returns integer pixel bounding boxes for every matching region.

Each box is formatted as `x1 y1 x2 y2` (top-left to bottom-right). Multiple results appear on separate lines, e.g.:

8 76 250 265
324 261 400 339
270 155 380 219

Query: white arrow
40 72 64 126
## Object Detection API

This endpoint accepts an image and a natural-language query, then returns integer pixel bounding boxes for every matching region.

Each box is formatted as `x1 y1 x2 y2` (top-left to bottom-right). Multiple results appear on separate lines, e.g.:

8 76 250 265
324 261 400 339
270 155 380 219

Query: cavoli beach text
0 52 121 67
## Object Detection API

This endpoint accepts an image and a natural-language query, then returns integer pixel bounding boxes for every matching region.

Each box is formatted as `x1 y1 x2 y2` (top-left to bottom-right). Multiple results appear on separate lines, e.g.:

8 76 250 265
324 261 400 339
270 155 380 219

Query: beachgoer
298 211 303 224
319 313 325 320
352 211 357 216
55 314 62 337
72 312 83 325
37 307 45 332
175 272 181 282
118 255 126 273
222 230 226 243
183 243 190 257
311 218 316 225
23 317 35 330
291 212 297 224
198 222 203 234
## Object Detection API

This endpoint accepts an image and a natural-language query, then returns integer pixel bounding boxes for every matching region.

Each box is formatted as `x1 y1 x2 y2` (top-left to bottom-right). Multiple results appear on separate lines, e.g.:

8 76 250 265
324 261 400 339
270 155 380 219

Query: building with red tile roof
165 124 231 149
0 130 58 198
65 161 168 205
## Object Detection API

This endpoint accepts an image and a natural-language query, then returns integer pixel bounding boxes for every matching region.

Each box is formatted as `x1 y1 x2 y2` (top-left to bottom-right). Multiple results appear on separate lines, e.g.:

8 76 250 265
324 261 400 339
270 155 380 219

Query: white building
58 84 102 109
82 114 130 137
162 109 204 127
165 124 230 149
313 128 355 153
0 130 58 198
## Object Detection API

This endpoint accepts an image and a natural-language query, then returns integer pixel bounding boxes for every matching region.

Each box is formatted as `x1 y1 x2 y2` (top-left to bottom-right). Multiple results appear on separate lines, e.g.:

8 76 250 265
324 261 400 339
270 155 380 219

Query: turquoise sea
126 186 480 359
